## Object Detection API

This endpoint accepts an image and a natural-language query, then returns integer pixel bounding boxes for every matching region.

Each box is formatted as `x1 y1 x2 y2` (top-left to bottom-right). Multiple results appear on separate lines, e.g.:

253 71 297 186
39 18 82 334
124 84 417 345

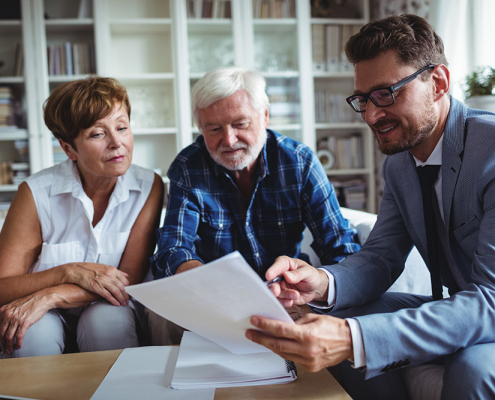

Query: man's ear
431 64 450 101
59 139 77 161
263 107 269 129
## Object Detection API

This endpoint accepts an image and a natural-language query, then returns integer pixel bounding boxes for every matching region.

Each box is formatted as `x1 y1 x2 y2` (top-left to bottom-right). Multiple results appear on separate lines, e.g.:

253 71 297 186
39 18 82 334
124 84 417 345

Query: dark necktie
416 165 443 300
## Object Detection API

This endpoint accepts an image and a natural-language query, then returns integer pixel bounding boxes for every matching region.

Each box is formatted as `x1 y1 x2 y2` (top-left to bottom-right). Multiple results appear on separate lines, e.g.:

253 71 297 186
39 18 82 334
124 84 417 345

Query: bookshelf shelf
187 19 232 26
0 77 24 84
0 129 29 141
110 22 172 34
0 185 18 192
48 74 92 82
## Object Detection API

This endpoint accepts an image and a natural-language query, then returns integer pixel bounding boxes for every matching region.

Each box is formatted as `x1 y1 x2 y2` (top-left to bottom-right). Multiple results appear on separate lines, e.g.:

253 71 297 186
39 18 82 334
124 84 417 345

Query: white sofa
301 207 443 400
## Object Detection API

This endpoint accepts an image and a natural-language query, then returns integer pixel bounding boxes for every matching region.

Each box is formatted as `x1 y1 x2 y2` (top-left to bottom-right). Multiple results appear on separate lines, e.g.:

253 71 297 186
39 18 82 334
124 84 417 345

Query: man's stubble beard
374 99 437 156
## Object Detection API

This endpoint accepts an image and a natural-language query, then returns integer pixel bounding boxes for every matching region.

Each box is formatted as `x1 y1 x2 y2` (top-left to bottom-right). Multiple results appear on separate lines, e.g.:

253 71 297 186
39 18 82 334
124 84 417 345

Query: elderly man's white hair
192 67 269 128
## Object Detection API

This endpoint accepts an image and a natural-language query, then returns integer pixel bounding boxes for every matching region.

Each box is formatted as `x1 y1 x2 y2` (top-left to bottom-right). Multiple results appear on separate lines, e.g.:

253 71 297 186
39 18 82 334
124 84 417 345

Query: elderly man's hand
245 314 353 372
266 256 329 307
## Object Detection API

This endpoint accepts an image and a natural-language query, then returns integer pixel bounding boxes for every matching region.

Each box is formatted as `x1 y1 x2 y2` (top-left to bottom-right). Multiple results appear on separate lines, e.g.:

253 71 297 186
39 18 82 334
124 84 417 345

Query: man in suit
245 14 495 399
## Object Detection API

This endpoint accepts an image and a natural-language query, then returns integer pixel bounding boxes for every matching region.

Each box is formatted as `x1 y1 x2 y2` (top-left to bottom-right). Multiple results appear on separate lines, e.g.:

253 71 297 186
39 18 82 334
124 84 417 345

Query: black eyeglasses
346 65 436 113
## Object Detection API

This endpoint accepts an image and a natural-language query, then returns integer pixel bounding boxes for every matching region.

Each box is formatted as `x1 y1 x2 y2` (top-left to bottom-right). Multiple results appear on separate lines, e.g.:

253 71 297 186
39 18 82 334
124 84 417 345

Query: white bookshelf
0 0 374 211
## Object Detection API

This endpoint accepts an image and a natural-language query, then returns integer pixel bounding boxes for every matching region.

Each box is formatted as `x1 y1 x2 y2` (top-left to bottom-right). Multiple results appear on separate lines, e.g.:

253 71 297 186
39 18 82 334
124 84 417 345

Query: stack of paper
171 332 297 389
125 251 294 355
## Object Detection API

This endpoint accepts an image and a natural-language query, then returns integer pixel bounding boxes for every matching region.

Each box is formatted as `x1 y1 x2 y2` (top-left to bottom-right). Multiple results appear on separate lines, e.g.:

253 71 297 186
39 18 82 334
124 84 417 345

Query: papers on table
171 332 297 389
90 346 214 400
125 251 294 354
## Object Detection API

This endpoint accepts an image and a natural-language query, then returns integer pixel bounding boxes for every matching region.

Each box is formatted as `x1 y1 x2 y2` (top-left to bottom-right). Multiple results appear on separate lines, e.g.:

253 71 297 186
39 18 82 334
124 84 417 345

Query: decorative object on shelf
311 0 358 19
463 66 495 113
317 148 335 170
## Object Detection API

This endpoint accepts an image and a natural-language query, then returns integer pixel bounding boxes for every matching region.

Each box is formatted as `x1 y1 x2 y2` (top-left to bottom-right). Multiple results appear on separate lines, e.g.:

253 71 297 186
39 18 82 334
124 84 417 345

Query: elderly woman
0 77 163 357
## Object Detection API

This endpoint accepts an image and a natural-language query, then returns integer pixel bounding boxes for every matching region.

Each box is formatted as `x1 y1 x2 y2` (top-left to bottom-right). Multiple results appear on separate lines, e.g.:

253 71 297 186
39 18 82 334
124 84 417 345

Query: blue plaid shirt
152 130 360 279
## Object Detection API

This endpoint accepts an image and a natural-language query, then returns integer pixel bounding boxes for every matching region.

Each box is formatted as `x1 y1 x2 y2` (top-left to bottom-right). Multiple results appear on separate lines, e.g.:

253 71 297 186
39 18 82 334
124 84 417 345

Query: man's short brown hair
44 76 131 149
345 14 448 73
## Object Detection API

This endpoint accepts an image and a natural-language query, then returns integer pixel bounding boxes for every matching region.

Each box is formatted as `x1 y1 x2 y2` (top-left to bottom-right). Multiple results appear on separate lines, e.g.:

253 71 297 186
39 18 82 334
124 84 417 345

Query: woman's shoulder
127 163 155 183
25 160 71 191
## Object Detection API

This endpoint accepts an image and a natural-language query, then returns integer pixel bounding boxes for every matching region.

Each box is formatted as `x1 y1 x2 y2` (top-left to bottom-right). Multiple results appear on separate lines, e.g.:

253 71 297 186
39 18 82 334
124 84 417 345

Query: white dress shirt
27 159 154 274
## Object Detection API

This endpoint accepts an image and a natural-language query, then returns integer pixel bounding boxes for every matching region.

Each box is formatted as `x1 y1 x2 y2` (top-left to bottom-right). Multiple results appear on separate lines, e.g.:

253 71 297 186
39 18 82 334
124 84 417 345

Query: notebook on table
171 331 297 389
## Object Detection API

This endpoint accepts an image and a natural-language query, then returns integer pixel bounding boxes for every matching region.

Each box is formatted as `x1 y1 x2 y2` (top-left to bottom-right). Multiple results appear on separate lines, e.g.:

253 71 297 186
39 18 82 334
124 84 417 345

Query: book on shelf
252 0 295 18
319 133 363 170
187 0 231 18
312 24 361 72
0 161 13 185
314 90 361 123
0 87 23 128
13 43 23 77
331 178 367 211
312 25 325 71
48 42 95 76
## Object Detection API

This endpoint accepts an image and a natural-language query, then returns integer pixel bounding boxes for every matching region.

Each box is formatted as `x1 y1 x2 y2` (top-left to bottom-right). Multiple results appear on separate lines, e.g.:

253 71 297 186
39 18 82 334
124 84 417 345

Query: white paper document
171 331 297 389
90 346 214 400
125 251 294 354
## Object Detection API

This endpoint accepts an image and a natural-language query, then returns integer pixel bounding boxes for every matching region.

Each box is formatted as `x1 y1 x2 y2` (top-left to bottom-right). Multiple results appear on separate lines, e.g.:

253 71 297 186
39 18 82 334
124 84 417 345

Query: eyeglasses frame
346 64 437 113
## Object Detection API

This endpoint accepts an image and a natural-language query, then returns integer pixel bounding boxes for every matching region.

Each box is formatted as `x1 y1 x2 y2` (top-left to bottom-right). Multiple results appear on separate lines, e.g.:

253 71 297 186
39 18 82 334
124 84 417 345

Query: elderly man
147 67 360 344
246 14 495 400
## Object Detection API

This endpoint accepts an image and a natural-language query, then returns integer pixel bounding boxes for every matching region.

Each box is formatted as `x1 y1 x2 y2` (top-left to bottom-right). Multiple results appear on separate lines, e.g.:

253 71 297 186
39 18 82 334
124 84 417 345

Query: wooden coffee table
0 349 351 399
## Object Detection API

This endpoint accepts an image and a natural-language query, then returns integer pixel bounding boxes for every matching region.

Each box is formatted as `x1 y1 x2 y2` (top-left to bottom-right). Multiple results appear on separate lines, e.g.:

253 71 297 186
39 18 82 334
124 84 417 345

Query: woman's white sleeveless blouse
26 159 154 273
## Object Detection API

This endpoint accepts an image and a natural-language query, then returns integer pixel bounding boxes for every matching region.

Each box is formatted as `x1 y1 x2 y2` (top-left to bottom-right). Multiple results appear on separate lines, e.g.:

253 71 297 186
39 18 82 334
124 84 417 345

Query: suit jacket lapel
442 98 468 233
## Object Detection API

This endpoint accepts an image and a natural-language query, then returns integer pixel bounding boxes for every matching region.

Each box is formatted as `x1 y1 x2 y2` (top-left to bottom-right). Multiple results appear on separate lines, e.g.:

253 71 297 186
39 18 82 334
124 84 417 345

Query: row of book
318 134 364 170
331 178 367 211
315 91 361 123
312 24 361 73
47 42 96 76
0 87 22 128
186 0 232 19
252 0 295 18
0 161 29 186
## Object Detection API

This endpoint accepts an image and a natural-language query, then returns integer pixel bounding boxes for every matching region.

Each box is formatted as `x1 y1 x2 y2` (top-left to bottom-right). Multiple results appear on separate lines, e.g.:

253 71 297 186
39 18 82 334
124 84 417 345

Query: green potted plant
464 66 495 112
